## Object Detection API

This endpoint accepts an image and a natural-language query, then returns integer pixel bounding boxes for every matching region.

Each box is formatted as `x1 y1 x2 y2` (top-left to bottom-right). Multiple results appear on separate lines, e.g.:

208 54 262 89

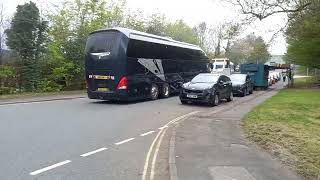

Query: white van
210 58 234 75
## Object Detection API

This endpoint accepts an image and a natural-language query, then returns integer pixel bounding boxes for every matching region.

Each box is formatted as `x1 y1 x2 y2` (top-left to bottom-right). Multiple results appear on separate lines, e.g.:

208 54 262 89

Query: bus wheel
160 83 170 98
150 84 159 100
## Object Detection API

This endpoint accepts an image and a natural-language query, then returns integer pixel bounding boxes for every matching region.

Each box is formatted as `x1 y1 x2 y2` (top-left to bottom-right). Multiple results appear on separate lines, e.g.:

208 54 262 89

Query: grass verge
292 77 320 89
242 89 320 179
0 90 86 100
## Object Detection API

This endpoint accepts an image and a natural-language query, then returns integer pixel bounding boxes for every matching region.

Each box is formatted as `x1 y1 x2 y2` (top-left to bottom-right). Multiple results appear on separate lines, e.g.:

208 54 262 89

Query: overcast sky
2 0 287 55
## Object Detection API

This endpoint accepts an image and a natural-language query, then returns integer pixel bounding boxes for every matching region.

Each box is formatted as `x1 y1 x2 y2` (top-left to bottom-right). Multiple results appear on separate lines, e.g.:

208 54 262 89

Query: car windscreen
191 75 219 83
85 31 120 61
230 75 246 82
215 65 223 69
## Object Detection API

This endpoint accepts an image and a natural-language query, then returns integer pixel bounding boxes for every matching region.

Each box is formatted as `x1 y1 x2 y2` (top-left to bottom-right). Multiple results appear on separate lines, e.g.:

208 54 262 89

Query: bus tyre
150 84 159 100
160 83 170 98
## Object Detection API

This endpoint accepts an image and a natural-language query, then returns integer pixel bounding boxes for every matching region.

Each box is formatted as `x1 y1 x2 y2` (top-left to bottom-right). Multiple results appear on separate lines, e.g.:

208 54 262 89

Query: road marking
115 138 135 145
142 111 200 180
80 147 108 157
140 131 155 137
142 129 164 180
158 125 168 130
150 128 167 180
165 111 200 126
30 160 71 176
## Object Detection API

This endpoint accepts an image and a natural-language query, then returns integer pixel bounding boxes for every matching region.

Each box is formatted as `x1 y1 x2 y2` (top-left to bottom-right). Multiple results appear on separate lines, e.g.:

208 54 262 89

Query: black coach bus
85 27 210 101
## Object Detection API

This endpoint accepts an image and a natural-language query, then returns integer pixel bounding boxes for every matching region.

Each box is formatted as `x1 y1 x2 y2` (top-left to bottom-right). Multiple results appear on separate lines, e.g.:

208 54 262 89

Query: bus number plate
97 88 109 92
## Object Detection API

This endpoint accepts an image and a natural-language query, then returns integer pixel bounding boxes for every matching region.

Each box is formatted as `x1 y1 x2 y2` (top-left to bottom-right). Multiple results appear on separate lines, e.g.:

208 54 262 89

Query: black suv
229 74 253 97
180 73 233 106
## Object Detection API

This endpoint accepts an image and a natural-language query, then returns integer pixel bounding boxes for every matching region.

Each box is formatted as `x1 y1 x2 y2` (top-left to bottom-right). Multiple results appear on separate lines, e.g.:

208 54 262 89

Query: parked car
179 73 233 106
229 74 253 97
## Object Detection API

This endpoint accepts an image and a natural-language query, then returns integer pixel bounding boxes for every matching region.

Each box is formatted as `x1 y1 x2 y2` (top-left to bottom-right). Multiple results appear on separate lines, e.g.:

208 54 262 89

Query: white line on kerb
80 147 108 157
30 160 71 176
140 131 155 137
158 125 168 130
115 138 135 145
142 129 164 180
150 128 167 180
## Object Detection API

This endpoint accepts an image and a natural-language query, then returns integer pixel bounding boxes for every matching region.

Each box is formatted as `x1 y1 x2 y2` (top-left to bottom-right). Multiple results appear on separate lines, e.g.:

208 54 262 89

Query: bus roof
91 27 203 51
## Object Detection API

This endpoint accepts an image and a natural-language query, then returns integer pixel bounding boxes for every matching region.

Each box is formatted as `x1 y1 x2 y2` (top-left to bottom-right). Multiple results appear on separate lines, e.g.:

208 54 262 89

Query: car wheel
150 84 159 100
210 94 219 106
241 88 246 97
226 91 233 102
249 88 253 94
180 100 187 104
159 83 170 98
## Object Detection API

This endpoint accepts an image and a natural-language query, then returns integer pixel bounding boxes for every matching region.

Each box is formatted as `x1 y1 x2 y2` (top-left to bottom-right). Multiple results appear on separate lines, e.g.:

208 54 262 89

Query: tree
124 10 146 31
48 0 124 89
226 0 312 20
193 22 207 48
146 13 167 36
285 0 320 68
0 3 6 61
5 1 47 91
165 20 199 44
228 34 270 65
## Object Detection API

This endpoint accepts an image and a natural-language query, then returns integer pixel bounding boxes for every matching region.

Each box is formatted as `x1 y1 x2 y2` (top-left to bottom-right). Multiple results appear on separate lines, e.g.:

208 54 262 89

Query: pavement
0 93 86 105
169 82 302 180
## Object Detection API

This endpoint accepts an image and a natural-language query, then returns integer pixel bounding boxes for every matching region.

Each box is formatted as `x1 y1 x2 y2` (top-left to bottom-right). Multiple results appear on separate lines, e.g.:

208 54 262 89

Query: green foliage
228 34 270 65
37 79 62 92
285 1 320 68
47 0 125 90
165 20 199 44
146 13 167 36
5 1 47 91
0 87 16 95
0 64 17 90
52 62 80 88
0 64 15 79
124 10 146 31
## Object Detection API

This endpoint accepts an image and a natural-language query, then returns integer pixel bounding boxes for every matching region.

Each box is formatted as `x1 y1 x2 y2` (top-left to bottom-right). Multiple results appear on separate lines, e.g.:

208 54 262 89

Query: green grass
242 89 320 179
293 77 320 88
0 90 86 100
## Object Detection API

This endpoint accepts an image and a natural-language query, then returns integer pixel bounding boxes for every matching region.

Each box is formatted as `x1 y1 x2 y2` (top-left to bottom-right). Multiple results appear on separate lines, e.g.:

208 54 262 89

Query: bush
37 80 62 92
0 87 16 95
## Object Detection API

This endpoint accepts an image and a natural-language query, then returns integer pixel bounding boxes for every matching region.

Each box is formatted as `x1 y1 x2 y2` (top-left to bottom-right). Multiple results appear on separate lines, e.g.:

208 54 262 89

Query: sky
2 0 288 55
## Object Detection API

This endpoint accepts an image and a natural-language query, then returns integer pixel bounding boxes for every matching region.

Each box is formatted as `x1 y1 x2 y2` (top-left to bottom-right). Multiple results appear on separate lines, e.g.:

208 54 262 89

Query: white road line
158 125 168 130
80 147 108 157
29 160 71 176
142 129 164 180
150 128 167 180
165 111 200 126
115 138 135 145
140 131 155 137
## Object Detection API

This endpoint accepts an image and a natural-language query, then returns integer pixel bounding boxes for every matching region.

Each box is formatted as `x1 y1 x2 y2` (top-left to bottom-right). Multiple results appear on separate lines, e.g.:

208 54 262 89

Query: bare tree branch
226 0 312 20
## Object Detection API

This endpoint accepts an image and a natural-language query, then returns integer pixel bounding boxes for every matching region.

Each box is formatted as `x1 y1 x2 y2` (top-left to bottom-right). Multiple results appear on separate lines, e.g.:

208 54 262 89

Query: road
0 95 236 180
